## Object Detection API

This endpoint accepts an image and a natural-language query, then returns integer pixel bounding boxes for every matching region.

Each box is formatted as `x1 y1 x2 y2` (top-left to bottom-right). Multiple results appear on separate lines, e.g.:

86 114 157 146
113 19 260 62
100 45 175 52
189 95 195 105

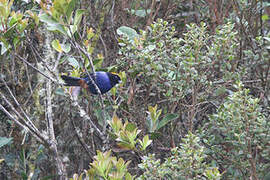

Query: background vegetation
0 0 269 179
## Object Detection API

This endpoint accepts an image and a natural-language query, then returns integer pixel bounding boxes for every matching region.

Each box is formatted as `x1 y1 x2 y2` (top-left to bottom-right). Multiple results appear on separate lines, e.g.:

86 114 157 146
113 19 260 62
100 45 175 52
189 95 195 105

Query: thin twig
67 89 105 139
1 78 40 134
70 114 94 160
0 92 47 144
23 82 41 106
15 55 57 83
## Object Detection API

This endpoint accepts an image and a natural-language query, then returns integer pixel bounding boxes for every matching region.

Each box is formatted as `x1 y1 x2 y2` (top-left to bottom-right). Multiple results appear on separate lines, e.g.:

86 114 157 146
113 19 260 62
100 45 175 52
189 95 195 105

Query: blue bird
61 71 121 94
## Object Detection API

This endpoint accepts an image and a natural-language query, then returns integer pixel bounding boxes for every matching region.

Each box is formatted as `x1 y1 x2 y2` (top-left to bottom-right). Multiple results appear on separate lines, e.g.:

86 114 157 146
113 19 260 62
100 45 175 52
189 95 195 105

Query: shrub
201 82 270 179
138 132 221 180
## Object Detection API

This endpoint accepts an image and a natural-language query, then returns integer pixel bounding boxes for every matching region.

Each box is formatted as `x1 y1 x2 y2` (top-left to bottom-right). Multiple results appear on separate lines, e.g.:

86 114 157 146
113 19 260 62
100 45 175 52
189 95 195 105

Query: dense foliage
0 0 269 179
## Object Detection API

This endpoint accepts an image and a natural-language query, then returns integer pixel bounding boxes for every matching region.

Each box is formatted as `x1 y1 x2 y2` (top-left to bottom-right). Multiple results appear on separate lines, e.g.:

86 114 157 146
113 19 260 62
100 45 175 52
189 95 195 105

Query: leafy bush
138 132 221 180
118 19 240 132
244 32 270 98
1 0 269 178
109 115 152 151
201 82 270 179
71 150 133 180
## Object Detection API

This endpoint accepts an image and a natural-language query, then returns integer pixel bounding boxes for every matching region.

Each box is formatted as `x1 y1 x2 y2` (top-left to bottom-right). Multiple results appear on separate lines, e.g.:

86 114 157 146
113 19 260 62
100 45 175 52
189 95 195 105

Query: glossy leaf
130 9 151 17
0 137 13 148
67 57 80 68
61 43 71 53
39 14 67 35
157 113 178 131
51 39 62 53
74 9 85 25
117 26 138 41
139 135 152 151
66 0 76 21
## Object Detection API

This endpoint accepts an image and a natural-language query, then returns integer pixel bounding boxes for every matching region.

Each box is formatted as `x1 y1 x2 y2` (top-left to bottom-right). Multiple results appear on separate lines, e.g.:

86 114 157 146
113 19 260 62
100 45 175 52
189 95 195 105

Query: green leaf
27 10 40 25
39 13 58 24
66 0 76 21
53 0 69 14
125 172 133 180
157 113 178 130
87 27 95 40
147 44 156 51
0 41 10 55
55 87 65 96
68 9 86 35
263 37 270 42
95 108 111 127
51 39 62 53
21 171 28 180
61 43 71 53
47 23 67 35
262 14 269 21
130 9 151 17
2 23 17 38
69 25 77 35
110 86 116 96
156 109 162 119
67 57 80 68
125 123 137 132
74 9 85 25
215 86 227 96
0 137 13 148
117 26 138 41
9 15 19 27
93 58 103 69
140 135 152 150
39 13 67 35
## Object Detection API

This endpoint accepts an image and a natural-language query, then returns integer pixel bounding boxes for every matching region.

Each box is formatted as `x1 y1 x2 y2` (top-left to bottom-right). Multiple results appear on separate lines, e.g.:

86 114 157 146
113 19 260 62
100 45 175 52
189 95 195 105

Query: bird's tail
61 75 82 86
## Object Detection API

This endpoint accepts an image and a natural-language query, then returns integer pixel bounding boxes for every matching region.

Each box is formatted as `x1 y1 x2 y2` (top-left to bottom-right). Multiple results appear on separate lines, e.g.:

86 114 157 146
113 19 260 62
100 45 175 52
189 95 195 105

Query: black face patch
107 73 121 86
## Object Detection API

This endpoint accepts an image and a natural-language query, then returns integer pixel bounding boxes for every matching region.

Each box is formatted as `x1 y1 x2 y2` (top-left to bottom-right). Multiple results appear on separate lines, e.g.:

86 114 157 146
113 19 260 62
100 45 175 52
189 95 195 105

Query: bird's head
108 72 122 86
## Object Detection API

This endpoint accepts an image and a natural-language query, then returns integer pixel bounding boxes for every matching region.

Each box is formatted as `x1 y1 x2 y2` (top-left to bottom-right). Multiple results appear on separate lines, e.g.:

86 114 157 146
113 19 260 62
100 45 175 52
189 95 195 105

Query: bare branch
1 78 40 133
46 79 67 177
15 54 58 83
0 91 48 144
